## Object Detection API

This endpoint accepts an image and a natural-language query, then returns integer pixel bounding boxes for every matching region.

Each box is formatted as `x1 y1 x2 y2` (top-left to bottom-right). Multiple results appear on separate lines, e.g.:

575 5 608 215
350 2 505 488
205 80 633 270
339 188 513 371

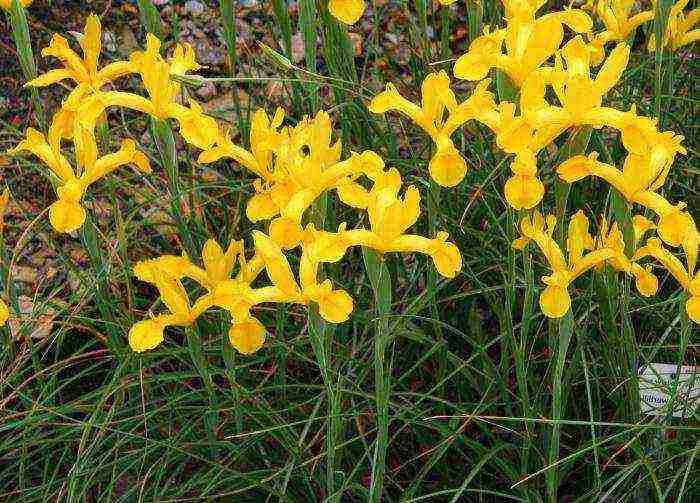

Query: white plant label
638 364 700 418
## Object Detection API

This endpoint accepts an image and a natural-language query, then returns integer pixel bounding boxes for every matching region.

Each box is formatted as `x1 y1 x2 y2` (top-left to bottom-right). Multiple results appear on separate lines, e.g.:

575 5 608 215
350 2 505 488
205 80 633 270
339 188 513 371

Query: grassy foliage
0 1 698 501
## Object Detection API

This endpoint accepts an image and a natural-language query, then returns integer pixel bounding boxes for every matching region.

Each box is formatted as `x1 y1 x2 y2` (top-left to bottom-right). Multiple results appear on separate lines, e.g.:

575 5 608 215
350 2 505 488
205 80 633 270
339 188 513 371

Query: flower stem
151 119 196 257
547 310 573 503
363 248 392 503
308 192 343 501
7 0 45 129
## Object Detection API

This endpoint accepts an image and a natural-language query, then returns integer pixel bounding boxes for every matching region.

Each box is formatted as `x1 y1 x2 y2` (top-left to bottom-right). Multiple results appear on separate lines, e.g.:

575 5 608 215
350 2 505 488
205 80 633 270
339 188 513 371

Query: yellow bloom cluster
130 107 462 352
369 0 698 322
3 11 462 350
2 2 696 339
8 15 213 232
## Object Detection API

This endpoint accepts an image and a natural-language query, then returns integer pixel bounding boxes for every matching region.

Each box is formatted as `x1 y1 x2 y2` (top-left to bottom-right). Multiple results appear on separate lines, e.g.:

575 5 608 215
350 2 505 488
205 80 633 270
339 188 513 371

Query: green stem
151 119 196 256
81 215 122 352
307 193 343 501
653 0 672 125
218 0 247 136
547 311 573 503
363 248 392 503
611 191 638 420
298 0 318 113
7 0 45 129
271 0 304 114
136 0 163 39
517 210 534 473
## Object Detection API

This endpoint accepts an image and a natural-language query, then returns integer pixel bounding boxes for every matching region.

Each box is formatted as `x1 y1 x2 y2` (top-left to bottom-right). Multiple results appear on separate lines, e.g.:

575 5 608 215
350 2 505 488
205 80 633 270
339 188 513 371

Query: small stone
119 26 138 56
8 295 64 340
196 81 217 99
184 0 206 16
348 32 363 56
12 265 37 283
291 32 304 63
102 30 117 53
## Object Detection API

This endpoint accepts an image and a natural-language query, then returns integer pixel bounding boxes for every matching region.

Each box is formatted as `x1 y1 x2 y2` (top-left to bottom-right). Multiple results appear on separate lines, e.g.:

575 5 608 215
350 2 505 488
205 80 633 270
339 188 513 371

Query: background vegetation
0 0 697 501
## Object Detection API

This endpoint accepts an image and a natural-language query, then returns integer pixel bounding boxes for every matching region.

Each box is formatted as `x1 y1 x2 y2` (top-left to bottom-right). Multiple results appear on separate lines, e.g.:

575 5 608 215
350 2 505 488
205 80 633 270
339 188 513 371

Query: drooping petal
168 101 219 151
228 317 266 354
0 298 10 325
24 69 73 88
539 284 571 318
686 295 700 324
369 83 427 132
504 174 544 210
314 281 354 323
328 0 366 25
428 142 468 187
129 319 166 352
48 199 86 233
246 190 280 222
252 231 300 295
268 217 304 250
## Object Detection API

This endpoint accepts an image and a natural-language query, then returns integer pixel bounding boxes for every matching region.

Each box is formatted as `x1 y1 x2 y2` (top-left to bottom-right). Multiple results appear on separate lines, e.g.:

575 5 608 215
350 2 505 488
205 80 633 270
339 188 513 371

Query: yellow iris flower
513 211 618 318
330 158 462 278
76 34 218 151
521 37 629 130
454 0 592 88
584 0 654 62
8 127 150 232
130 232 353 354
328 0 366 25
25 15 132 98
200 108 381 249
596 216 659 297
556 148 694 252
648 0 700 52
0 0 33 10
369 72 497 187
635 237 700 323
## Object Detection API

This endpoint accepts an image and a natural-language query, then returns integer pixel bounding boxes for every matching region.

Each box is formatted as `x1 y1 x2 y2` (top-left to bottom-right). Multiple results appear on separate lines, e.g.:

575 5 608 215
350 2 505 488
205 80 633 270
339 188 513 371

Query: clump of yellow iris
513 211 660 319
453 0 592 88
129 233 353 354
